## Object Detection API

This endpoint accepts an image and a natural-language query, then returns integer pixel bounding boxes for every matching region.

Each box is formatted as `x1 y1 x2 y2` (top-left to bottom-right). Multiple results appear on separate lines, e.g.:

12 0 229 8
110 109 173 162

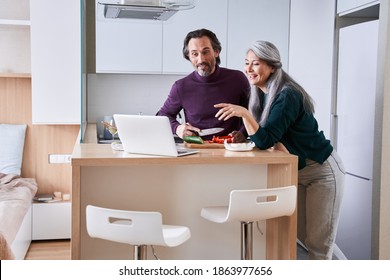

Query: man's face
187 36 219 76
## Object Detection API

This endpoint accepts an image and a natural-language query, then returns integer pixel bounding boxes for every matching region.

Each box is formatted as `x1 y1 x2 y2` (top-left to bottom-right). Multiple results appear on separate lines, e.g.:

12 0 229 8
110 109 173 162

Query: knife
197 127 224 136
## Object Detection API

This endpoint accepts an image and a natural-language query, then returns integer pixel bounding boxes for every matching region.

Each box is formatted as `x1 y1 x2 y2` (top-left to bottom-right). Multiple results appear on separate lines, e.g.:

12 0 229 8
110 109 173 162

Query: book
33 194 54 202
42 197 63 203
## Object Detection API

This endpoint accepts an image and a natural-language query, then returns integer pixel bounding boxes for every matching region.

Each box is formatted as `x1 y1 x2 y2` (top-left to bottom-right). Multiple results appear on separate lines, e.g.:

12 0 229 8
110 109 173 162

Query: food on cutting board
183 135 204 144
207 135 234 144
183 135 235 145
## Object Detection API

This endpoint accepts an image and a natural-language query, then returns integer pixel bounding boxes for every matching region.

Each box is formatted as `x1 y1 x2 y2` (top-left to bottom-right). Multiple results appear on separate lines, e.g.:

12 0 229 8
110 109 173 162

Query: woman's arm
214 103 259 135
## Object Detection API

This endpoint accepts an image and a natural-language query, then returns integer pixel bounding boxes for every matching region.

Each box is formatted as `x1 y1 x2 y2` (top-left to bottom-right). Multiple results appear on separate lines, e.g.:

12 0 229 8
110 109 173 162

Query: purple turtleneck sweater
158 65 250 139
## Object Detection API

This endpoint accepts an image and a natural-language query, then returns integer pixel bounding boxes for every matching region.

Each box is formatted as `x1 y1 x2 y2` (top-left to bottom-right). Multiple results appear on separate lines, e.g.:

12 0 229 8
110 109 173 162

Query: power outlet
48 154 72 164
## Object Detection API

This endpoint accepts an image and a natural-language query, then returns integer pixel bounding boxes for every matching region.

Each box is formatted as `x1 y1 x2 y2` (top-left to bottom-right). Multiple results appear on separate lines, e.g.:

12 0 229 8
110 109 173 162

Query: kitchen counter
71 124 298 260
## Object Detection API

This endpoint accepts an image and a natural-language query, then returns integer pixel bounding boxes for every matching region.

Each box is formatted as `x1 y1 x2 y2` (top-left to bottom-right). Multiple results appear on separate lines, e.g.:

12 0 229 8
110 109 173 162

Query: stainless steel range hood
98 0 196 21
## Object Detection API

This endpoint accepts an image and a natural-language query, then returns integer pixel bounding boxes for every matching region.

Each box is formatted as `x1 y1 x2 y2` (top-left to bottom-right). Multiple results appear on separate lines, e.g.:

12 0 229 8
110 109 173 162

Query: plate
224 141 255 151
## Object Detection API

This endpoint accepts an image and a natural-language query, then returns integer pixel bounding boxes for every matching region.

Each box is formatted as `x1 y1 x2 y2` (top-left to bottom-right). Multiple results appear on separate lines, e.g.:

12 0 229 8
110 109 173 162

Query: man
158 28 250 141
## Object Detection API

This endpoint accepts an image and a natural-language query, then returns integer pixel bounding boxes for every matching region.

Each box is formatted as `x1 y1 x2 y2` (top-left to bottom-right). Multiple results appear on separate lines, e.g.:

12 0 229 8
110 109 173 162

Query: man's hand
176 123 200 139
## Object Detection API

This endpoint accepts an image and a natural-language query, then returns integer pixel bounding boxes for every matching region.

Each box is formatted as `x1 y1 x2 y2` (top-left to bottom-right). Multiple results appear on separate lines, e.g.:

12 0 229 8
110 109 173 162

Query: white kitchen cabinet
226 0 290 72
162 0 228 74
32 201 71 240
96 21 162 73
30 0 82 124
95 0 163 73
0 0 31 75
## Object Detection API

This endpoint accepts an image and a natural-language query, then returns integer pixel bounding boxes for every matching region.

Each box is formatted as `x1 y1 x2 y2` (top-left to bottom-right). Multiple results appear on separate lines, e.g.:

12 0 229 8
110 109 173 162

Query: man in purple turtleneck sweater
158 29 250 141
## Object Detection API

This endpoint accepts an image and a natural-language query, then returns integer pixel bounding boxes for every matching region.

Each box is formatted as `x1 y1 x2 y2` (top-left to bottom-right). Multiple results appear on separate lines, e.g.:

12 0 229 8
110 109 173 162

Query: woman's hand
214 103 260 135
214 103 249 120
229 131 247 143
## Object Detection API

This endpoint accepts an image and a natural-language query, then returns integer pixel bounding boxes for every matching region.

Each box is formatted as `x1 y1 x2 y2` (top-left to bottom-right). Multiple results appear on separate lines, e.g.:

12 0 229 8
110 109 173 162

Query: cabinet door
162 0 228 74
336 174 372 259
227 0 290 72
32 202 71 240
30 0 81 124
336 20 378 179
95 1 163 73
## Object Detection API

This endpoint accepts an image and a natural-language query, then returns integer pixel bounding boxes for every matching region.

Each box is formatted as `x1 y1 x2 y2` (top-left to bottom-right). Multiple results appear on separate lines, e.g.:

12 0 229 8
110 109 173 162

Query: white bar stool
201 185 297 260
86 205 191 260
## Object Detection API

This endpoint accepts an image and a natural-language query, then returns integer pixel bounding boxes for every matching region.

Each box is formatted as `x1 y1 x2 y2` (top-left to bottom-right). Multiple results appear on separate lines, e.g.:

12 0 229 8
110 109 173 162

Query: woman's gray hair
247 40 315 126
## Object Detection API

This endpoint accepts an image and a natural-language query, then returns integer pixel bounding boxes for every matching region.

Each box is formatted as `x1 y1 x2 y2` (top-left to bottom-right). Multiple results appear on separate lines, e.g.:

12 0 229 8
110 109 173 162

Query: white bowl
224 140 255 151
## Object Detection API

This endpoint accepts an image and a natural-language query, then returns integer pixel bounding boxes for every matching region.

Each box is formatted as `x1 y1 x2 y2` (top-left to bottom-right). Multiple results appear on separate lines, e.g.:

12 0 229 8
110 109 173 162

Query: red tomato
210 135 233 144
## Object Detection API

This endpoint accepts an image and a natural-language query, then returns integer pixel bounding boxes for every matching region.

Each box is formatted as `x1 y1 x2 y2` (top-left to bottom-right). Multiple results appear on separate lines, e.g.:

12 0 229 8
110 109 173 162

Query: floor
296 241 344 260
296 242 310 260
24 239 340 260
24 240 71 260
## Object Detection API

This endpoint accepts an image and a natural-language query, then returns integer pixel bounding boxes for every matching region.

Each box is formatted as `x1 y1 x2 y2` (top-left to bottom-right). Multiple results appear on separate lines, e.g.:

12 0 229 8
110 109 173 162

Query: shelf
0 73 31 78
0 19 30 26
338 1 379 18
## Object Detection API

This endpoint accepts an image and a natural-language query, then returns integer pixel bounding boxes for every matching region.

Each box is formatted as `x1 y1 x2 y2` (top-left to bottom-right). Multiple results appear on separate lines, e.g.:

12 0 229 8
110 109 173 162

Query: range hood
98 0 196 21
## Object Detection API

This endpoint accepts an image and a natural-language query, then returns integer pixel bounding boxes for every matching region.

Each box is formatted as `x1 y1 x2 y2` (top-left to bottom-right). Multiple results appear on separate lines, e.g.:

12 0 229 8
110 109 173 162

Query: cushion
0 124 27 175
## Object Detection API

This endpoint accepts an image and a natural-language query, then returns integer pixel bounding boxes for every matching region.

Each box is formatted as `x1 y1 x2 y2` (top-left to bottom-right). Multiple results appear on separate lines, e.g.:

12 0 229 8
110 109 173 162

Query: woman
215 40 345 260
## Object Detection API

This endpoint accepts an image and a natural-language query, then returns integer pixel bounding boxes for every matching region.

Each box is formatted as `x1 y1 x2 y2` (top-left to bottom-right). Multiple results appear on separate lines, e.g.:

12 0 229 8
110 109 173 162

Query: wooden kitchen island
71 125 298 260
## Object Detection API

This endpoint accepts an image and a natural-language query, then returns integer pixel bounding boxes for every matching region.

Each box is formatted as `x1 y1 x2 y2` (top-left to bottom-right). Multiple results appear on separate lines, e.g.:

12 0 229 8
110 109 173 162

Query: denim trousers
297 151 345 260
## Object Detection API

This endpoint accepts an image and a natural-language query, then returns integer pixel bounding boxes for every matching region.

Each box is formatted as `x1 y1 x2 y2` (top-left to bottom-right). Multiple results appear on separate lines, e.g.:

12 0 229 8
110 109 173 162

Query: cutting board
184 142 225 149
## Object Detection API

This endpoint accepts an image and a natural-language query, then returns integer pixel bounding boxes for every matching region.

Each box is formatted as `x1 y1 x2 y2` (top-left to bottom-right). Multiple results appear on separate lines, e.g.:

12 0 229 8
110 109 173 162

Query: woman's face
188 36 219 77
244 50 274 92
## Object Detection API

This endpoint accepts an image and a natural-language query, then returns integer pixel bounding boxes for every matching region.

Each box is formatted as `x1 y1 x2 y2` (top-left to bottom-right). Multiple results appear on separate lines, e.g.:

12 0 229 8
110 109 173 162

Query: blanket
0 173 38 260
0 231 15 260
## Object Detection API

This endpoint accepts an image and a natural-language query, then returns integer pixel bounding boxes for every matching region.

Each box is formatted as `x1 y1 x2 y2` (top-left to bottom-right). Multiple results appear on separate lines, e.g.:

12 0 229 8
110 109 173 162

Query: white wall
288 0 336 140
87 74 184 121
0 0 31 73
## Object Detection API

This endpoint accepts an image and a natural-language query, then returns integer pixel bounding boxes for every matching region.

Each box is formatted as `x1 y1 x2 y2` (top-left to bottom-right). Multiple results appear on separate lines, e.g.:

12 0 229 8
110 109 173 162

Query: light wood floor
24 240 71 260
22 240 323 260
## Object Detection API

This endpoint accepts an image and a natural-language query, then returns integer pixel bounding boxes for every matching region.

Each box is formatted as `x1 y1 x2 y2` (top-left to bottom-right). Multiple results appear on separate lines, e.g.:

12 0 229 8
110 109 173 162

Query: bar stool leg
241 221 253 260
134 245 147 260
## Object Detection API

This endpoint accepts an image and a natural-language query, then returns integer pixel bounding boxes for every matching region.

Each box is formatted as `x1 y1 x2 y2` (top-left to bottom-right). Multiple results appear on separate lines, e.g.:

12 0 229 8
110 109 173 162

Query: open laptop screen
113 114 198 157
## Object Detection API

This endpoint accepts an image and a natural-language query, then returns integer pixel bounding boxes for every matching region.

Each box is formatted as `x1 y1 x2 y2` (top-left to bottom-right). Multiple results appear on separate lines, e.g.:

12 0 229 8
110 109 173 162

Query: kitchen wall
87 73 184 121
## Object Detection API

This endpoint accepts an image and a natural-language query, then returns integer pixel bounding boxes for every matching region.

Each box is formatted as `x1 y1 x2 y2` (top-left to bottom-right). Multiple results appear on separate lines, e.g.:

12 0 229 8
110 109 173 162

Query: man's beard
196 62 213 77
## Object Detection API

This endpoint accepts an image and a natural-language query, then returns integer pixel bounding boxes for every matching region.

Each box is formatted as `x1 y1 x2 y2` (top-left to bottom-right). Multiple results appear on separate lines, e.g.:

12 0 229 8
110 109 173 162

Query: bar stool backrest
226 185 297 222
86 205 167 246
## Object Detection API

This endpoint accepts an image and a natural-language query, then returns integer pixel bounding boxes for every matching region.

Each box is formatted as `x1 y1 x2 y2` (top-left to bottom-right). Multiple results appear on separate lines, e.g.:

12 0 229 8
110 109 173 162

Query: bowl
224 140 255 151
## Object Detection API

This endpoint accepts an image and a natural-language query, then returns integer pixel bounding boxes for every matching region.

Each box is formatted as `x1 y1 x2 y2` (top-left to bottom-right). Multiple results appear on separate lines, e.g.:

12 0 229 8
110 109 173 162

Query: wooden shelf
0 19 30 26
0 73 31 78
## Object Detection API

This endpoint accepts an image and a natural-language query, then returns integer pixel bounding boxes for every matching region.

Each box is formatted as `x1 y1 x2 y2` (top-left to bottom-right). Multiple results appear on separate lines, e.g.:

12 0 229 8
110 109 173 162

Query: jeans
297 151 345 260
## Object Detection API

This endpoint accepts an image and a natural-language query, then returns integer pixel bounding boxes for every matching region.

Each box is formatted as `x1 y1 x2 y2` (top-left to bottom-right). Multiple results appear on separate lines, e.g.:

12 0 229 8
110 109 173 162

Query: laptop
113 114 198 157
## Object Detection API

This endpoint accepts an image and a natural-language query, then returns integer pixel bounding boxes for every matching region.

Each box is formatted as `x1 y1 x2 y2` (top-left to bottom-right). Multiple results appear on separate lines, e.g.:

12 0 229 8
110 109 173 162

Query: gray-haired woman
215 40 345 260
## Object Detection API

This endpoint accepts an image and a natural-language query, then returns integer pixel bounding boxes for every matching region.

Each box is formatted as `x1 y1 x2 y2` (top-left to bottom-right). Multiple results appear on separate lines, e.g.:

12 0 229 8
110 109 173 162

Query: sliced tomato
210 135 233 144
